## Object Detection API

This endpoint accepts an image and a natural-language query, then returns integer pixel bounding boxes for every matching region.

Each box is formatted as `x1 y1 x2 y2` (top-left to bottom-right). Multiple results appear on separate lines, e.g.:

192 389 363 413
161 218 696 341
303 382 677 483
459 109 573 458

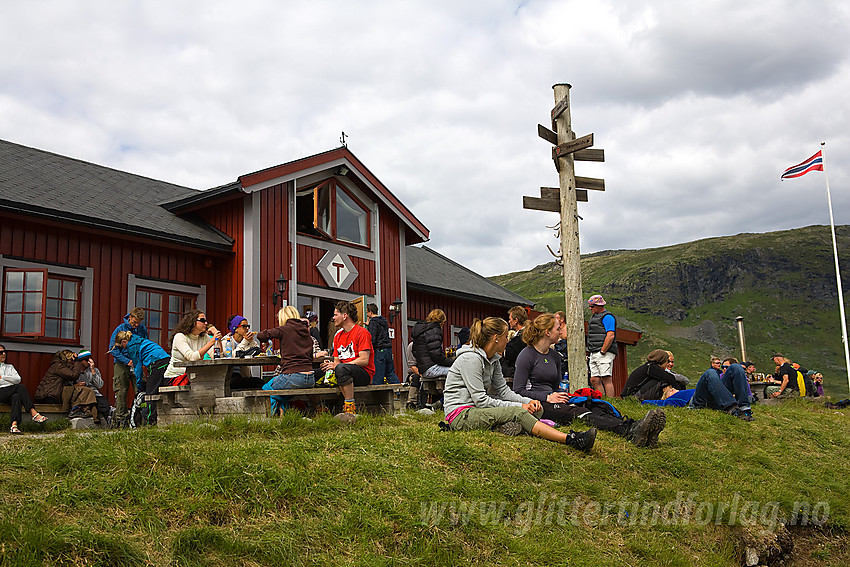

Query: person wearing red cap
586 294 617 397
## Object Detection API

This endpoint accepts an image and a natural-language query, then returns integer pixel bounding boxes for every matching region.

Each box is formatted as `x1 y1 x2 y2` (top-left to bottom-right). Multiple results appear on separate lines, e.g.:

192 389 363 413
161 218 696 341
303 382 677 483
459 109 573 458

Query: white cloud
1 0 849 279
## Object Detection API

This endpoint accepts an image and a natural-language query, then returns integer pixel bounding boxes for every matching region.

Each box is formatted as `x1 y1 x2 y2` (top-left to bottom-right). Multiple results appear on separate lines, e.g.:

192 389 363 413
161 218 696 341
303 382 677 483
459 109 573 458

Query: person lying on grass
511 313 666 448
441 316 596 452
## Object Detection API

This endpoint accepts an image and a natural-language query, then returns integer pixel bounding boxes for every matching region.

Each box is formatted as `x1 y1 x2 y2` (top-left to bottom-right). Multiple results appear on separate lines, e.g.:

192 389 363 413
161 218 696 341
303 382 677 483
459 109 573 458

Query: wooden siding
407 289 510 349
378 203 405 371
258 183 290 328
296 243 376 296
0 213 226 402
194 200 245 325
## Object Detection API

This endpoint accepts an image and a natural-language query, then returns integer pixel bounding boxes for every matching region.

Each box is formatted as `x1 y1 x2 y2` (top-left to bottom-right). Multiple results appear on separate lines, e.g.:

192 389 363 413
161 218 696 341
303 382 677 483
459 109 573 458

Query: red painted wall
0 213 228 401
258 183 290 329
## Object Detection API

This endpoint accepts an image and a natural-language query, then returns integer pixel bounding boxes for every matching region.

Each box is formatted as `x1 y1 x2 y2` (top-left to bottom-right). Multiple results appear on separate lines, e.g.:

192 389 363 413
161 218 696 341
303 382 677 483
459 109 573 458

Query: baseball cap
587 295 606 306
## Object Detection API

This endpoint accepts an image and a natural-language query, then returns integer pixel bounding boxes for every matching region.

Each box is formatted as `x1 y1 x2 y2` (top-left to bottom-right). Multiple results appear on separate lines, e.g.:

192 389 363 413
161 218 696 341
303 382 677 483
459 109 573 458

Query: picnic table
154 356 402 423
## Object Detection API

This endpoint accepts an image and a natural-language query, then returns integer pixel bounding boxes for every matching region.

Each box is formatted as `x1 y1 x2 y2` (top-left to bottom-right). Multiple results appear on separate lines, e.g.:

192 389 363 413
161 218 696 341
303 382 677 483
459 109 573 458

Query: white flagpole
821 142 850 393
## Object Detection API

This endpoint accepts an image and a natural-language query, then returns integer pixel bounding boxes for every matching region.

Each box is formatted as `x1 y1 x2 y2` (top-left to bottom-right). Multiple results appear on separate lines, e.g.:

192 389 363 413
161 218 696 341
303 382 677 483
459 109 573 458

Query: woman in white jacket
0 345 48 434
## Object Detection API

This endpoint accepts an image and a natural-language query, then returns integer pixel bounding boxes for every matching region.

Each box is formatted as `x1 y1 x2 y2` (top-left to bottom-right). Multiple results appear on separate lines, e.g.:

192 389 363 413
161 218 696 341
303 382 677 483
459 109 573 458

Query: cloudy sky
2 0 848 277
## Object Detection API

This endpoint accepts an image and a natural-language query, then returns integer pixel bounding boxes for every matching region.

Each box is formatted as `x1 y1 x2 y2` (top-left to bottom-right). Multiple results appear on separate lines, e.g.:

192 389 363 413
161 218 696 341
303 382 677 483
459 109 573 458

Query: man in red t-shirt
320 300 374 414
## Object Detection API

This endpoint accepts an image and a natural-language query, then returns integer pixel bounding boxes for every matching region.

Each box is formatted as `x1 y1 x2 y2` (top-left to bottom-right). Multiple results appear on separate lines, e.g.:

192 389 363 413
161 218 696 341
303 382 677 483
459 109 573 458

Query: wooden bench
232 384 404 415
1 403 65 422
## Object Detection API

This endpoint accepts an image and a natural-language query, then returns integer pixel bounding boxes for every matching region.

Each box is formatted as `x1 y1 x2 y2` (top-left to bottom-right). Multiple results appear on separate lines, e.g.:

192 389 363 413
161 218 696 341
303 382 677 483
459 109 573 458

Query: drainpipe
735 316 747 363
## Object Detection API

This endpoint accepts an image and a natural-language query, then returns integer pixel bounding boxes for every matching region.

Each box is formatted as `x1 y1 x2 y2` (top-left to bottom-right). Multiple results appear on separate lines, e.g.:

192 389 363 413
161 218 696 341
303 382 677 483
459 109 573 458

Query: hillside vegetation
491 225 850 395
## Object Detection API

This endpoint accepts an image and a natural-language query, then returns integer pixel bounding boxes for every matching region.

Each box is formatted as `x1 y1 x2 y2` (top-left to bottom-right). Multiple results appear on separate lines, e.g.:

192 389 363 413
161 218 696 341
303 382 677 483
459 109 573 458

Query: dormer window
296 179 370 247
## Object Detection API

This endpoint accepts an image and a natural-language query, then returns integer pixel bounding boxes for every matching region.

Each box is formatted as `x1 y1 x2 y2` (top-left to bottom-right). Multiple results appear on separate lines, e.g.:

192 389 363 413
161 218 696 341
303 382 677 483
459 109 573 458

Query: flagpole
821 142 850 393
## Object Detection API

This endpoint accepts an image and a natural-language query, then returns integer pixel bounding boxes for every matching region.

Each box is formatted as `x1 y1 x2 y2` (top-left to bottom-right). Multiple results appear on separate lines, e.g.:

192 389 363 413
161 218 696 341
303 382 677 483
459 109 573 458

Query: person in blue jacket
108 308 148 426
115 330 170 425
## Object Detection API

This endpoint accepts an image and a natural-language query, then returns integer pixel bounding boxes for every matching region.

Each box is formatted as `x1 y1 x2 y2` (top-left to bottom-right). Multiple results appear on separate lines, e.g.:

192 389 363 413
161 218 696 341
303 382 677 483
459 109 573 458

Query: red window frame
135 287 197 346
1 268 82 344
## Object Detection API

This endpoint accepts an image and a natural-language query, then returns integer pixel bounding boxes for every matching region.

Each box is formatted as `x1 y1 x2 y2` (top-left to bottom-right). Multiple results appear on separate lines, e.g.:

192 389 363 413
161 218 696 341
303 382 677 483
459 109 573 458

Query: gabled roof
162 146 429 244
0 139 233 252
406 245 533 307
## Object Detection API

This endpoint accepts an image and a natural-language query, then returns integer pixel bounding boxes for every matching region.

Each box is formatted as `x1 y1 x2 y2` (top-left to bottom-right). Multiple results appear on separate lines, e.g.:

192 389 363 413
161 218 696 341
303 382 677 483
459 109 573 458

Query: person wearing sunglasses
164 309 222 386
223 315 263 389
0 345 49 434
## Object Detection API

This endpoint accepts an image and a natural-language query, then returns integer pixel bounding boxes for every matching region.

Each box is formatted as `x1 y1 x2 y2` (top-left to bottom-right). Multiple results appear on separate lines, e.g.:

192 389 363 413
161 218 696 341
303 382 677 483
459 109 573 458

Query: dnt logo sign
316 250 359 289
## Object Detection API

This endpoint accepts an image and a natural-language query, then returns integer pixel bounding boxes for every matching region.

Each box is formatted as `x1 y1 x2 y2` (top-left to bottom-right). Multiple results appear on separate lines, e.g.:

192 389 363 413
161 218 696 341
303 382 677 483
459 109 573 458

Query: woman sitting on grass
0 345 48 434
621 349 687 401
512 313 666 447
441 316 596 452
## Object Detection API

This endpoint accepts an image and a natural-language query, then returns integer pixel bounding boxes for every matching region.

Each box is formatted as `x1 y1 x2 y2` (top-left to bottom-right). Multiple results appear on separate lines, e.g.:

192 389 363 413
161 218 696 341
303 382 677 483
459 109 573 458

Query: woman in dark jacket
34 349 79 404
622 349 687 401
411 308 454 378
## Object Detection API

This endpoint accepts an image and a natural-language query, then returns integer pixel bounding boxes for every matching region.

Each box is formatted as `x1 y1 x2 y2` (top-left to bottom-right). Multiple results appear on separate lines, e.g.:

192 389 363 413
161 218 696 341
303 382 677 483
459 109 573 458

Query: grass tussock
1 401 849 566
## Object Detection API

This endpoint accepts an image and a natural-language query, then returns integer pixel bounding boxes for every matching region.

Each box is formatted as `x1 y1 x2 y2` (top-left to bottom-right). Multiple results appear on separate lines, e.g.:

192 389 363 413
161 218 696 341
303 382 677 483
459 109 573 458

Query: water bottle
223 337 233 358
559 370 569 393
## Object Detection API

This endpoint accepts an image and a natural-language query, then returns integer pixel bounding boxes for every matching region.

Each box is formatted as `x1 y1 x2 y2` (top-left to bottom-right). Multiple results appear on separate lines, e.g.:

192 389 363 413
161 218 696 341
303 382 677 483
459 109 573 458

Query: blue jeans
692 365 750 411
372 347 400 385
263 372 314 415
423 365 451 378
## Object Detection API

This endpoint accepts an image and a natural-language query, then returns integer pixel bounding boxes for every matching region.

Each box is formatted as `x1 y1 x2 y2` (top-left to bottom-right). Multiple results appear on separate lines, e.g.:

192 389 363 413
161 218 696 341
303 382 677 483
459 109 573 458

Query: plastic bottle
223 336 233 358
213 338 222 359
559 370 570 393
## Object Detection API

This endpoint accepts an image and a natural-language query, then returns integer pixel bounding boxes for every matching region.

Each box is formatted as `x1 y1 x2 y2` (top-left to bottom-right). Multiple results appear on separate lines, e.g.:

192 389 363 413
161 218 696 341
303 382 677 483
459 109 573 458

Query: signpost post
524 83 606 391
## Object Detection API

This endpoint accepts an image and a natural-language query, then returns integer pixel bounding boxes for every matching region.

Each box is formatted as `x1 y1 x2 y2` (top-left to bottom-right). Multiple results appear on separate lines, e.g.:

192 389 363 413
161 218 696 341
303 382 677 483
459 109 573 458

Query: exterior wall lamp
388 298 403 323
272 273 288 306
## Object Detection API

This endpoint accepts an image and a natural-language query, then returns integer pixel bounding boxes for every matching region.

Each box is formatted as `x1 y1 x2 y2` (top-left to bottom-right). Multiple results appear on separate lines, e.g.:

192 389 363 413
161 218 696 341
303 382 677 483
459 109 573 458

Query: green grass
1 404 849 566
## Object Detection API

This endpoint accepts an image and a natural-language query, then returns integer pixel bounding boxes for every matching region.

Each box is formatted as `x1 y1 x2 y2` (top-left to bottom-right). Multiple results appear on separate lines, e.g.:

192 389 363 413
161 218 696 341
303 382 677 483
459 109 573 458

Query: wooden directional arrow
574 148 605 162
551 97 569 121
523 195 559 212
537 124 558 145
575 176 605 191
552 133 594 158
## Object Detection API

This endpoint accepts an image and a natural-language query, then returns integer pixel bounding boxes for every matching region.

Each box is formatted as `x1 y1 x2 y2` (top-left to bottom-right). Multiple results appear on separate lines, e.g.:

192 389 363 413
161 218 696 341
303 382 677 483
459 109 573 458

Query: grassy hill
491 225 850 395
2 408 849 566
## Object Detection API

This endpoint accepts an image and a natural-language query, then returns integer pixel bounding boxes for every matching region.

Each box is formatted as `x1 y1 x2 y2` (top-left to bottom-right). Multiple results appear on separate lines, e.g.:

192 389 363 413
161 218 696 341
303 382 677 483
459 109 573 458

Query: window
2 268 81 343
135 287 197 346
296 178 370 247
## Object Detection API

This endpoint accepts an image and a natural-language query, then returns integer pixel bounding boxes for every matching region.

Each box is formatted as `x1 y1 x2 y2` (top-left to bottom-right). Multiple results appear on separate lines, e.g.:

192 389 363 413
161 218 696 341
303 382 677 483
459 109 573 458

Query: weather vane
340 131 348 147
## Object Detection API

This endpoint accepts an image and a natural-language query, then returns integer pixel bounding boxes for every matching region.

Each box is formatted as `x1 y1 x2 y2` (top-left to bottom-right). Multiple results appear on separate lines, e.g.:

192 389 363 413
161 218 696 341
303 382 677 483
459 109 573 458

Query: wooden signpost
523 83 606 391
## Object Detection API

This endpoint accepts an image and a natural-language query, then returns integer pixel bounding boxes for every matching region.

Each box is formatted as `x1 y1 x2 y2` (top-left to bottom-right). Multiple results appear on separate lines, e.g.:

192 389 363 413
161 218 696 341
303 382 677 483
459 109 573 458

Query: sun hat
587 295 606 306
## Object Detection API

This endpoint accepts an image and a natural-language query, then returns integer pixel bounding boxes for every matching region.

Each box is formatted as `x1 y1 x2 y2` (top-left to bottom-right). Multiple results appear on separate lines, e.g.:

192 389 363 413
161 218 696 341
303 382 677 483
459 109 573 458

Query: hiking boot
498 422 523 436
627 408 667 448
405 402 418 411
727 406 754 421
564 428 596 452
343 401 356 415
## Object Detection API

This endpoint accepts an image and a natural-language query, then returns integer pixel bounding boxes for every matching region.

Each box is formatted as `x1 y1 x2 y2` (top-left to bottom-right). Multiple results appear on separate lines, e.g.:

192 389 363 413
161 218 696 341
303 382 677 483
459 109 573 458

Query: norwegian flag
781 150 824 180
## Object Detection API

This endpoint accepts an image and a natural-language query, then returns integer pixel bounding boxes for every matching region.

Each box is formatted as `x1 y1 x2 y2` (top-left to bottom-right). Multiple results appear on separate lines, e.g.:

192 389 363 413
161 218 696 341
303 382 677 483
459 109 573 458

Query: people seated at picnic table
74 350 111 425
320 301 375 415
441 316 596 452
411 308 454 380
117 330 172 426
511 313 666 447
621 349 687 401
223 314 264 389
765 353 808 398
257 305 316 394
690 356 753 421
164 310 221 385
0 344 48 434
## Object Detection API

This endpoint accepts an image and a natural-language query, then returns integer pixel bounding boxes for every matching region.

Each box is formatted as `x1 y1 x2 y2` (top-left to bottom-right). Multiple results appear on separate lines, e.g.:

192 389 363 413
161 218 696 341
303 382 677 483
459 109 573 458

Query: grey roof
406 245 533 307
0 139 234 252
